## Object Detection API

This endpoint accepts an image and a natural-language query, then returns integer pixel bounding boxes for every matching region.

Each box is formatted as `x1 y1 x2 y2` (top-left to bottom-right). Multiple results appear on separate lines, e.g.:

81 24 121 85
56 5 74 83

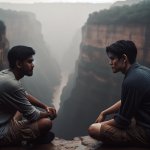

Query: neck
10 68 24 80
122 63 132 74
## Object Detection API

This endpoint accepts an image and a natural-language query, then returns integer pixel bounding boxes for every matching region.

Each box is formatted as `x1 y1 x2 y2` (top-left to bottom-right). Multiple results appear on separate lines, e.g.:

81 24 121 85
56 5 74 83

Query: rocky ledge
52 136 101 149
1 136 149 150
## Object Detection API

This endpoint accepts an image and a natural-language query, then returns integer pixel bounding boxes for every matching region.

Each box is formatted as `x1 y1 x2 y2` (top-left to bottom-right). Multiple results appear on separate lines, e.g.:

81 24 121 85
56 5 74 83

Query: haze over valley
0 0 149 139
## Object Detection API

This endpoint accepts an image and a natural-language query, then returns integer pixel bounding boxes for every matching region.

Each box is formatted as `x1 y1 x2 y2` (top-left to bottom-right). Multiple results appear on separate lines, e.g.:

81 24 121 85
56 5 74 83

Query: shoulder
123 64 150 89
0 70 21 93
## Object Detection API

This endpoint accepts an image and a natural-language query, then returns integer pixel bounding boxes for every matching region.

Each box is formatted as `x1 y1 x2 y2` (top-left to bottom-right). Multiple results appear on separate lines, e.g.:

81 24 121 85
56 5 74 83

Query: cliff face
0 20 9 69
53 23 150 139
82 24 150 64
0 9 60 104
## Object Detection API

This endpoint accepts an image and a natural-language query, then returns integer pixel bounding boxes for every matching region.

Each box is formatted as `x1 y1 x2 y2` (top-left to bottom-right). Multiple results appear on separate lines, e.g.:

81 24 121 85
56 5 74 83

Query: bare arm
27 94 57 120
95 100 121 123
27 94 47 109
101 100 121 115
102 119 117 127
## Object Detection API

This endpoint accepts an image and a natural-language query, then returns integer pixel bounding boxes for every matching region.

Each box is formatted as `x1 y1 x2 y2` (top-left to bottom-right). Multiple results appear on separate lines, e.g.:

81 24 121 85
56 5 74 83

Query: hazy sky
0 0 125 3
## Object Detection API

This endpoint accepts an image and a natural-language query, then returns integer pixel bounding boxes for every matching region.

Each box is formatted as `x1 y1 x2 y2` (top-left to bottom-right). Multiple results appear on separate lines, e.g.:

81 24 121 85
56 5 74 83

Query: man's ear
122 54 128 63
16 60 22 69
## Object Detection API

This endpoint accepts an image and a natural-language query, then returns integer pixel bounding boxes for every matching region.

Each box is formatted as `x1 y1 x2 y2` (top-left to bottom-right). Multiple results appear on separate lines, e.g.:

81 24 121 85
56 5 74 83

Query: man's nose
32 63 34 68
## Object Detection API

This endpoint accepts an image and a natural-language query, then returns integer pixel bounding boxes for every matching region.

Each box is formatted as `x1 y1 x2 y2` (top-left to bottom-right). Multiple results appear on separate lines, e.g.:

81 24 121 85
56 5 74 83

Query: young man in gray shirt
0 46 57 146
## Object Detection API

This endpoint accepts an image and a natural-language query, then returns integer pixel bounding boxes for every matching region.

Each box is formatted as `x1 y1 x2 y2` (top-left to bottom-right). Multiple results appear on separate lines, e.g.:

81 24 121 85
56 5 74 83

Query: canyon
54 1 150 139
0 1 150 146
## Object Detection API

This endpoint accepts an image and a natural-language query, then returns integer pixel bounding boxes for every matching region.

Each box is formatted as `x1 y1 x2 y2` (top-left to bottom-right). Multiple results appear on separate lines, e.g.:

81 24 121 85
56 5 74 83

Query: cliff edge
1 136 149 150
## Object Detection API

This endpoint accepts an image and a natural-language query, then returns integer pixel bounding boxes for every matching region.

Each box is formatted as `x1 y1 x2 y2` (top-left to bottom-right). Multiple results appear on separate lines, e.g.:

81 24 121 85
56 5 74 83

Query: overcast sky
0 0 125 3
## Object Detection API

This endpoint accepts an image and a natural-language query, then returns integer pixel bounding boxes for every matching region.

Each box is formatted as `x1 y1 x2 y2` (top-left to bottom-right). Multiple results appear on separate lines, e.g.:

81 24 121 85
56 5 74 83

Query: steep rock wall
0 8 60 104
0 20 9 69
53 23 150 139
82 24 150 64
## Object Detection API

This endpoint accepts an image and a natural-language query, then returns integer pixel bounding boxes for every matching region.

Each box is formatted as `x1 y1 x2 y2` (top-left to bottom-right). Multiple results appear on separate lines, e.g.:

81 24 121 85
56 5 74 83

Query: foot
33 131 55 144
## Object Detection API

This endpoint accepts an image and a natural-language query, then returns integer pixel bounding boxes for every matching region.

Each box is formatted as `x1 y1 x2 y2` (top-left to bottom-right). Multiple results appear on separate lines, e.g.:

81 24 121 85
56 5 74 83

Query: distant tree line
86 0 150 25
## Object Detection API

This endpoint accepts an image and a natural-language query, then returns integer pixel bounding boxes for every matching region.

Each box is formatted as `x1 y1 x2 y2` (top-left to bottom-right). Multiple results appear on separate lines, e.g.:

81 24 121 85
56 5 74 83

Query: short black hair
8 45 35 69
106 40 137 64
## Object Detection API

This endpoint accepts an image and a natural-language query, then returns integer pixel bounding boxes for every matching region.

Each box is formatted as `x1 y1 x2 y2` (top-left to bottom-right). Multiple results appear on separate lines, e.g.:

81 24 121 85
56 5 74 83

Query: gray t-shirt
0 69 40 138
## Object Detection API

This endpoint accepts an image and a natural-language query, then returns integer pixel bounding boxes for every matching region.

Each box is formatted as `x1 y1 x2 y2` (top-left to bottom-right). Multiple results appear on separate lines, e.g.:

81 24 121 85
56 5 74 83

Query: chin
112 69 116 73
112 70 118 73
26 72 33 76
28 74 33 76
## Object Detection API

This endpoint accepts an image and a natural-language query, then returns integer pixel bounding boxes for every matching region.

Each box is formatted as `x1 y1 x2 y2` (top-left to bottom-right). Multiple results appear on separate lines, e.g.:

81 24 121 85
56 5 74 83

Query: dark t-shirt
114 63 150 129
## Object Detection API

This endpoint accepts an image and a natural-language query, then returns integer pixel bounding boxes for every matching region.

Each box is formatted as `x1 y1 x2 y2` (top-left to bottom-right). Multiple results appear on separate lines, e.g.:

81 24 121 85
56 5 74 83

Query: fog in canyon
0 0 149 139
0 2 111 112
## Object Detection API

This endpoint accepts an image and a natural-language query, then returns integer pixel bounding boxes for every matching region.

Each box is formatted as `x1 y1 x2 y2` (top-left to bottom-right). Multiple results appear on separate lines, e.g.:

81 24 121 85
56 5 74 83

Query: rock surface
51 136 101 150
1 136 149 150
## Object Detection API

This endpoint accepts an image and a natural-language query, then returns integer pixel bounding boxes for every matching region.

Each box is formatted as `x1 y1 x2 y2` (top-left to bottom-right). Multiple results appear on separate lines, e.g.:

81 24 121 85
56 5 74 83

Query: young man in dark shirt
88 40 150 146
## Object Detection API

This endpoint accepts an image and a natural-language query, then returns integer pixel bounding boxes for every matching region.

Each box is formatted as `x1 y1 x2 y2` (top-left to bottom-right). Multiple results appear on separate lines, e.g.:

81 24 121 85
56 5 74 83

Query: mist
0 2 111 110
0 0 148 139
0 3 111 71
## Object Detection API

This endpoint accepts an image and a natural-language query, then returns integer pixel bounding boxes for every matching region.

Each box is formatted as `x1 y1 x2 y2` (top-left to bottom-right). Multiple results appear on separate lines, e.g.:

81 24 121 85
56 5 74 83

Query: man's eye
110 58 114 60
28 61 33 63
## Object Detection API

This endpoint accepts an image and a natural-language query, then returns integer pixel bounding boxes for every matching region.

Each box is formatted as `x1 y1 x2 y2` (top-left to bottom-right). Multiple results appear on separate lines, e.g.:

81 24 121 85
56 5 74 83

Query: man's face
107 52 125 73
19 56 34 76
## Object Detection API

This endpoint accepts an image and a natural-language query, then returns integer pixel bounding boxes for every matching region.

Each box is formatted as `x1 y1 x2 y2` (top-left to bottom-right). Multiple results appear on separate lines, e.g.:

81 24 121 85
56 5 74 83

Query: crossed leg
0 111 53 146
88 119 149 146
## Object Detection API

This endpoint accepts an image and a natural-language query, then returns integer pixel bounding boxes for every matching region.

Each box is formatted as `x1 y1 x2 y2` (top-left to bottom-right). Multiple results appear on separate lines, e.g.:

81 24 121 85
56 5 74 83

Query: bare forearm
39 111 50 119
39 111 56 120
96 100 121 123
27 94 57 120
27 94 46 109
103 100 121 115
102 119 117 127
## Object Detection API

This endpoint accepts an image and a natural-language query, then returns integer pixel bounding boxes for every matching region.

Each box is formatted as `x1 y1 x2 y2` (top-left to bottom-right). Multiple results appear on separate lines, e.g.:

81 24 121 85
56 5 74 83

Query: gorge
53 0 150 139
0 0 150 141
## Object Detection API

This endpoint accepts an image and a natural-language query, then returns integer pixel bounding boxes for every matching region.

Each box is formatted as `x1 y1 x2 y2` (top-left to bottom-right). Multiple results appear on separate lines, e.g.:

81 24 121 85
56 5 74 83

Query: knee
38 118 52 133
88 123 101 139
88 124 95 137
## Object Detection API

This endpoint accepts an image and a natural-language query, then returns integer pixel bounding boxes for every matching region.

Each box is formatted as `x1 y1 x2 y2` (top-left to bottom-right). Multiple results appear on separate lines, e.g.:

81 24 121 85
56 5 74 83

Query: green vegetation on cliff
86 1 150 25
